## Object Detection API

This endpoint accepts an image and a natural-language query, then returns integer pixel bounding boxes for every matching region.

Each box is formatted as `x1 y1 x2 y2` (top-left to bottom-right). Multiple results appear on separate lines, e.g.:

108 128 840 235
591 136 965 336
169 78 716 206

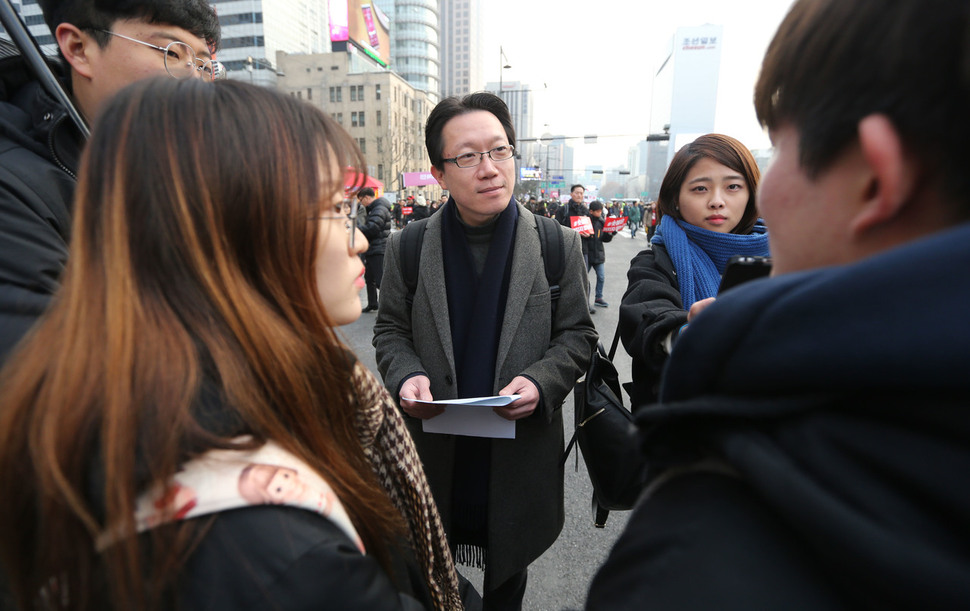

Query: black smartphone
718 255 772 294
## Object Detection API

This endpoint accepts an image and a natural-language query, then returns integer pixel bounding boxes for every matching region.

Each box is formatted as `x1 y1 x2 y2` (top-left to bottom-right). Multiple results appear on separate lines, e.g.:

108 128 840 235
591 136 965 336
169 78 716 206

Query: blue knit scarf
651 215 769 308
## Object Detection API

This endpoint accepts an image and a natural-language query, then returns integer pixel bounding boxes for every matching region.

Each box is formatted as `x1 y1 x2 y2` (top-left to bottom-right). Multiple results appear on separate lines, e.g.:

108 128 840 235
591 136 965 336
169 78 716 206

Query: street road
339 222 650 610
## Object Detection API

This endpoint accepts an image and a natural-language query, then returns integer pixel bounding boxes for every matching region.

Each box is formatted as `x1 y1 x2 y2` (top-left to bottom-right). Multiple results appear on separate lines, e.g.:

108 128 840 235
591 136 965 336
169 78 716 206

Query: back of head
425 91 515 169
755 0 970 217
657 133 761 234
38 0 221 50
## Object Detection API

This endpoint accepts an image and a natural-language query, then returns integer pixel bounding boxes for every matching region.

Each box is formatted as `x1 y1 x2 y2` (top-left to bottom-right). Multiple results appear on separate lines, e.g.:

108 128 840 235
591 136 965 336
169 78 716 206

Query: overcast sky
481 0 796 168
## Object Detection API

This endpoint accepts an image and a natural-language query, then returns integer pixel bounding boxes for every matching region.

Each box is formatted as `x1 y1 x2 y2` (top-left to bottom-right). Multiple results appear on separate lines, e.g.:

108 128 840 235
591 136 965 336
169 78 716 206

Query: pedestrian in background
357 187 392 313
0 78 473 611
586 200 615 311
646 202 658 241
412 193 431 223
626 201 642 238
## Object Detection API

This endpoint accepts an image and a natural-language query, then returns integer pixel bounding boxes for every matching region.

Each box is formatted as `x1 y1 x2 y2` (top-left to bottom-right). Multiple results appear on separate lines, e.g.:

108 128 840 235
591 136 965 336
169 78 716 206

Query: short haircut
588 200 604 211
755 0 970 215
38 0 221 51
570 184 584 193
357 187 375 199
657 134 761 235
425 92 515 170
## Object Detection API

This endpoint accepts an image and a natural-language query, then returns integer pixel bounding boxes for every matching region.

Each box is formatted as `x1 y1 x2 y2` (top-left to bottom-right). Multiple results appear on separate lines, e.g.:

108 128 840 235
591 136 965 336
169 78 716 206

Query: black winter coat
586 215 614 266
360 197 392 256
557 202 590 256
617 244 686 408
589 223 970 610
0 46 83 363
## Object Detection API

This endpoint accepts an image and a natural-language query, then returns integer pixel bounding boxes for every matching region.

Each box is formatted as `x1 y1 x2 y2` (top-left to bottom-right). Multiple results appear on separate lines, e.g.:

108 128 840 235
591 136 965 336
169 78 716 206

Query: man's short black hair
425 92 515 170
588 200 604 212
38 0 221 51
357 187 375 199
755 0 970 215
570 184 584 193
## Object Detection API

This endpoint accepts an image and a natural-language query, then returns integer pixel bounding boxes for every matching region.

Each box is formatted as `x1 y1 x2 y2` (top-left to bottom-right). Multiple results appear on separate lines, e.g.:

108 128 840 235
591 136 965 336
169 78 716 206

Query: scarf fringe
455 543 487 570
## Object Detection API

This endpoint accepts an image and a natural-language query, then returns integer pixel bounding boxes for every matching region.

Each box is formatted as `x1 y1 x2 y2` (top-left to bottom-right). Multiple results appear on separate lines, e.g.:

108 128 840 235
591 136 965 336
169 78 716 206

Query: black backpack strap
399 218 429 310
535 215 565 315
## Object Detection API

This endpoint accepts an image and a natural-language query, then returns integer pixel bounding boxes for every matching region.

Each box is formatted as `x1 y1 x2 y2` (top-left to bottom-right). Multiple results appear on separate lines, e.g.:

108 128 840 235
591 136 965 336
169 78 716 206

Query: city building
374 0 440 102
438 0 483 98
276 48 435 200
1 0 56 53
651 23 724 162
219 0 330 87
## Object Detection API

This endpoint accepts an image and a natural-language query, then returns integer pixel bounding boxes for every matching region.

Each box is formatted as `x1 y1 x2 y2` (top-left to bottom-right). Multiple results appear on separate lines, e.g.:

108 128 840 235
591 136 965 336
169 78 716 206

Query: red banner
570 216 593 235
604 216 628 233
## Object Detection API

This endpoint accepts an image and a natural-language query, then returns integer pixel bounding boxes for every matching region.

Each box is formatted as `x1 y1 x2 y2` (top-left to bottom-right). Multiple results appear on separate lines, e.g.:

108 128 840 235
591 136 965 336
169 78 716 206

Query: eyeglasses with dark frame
315 198 360 249
442 144 515 168
97 30 227 81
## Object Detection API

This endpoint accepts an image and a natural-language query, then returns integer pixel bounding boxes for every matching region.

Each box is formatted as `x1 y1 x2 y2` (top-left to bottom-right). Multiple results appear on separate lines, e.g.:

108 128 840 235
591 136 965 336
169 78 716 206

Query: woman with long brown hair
618 134 770 408
0 78 473 610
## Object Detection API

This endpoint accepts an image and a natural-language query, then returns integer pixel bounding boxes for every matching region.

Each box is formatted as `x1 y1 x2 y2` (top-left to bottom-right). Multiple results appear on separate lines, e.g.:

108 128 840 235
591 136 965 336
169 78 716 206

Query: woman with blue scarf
619 134 769 408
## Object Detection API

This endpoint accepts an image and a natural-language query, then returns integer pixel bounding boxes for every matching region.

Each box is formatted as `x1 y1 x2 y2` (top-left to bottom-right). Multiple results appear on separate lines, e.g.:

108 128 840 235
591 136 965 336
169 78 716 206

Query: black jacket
141 378 477 610
0 45 83 364
178 505 447 610
586 214 614 266
617 244 686 407
589 223 970 610
360 197 392 256
557 202 590 256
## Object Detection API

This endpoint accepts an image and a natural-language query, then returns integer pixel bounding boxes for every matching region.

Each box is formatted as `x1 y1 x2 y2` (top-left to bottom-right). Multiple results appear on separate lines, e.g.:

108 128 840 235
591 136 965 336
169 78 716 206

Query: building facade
216 0 330 88
438 0 483 98
374 0 440 102
276 49 435 199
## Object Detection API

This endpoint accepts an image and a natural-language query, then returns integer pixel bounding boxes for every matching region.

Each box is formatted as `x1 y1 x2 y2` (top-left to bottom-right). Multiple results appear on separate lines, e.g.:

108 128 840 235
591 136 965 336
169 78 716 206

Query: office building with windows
374 0 439 102
438 0 483 98
276 49 434 198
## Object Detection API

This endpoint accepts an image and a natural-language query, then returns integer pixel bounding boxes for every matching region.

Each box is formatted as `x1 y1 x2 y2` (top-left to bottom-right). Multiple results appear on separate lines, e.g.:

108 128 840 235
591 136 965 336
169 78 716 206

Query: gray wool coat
373 202 596 590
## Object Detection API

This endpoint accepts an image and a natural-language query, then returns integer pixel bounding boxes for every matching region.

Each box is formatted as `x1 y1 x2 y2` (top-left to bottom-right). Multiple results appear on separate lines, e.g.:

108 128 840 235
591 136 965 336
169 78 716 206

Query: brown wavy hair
656 133 761 234
0 78 401 608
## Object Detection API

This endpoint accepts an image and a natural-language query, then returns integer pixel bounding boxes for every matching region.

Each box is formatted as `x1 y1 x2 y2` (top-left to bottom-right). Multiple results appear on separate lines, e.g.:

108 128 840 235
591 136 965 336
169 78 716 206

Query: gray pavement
338 222 651 611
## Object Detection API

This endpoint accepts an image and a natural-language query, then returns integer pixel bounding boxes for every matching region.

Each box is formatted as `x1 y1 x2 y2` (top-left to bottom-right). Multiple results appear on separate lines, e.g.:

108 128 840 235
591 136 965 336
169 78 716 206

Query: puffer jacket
360 197 393 256
0 42 84 363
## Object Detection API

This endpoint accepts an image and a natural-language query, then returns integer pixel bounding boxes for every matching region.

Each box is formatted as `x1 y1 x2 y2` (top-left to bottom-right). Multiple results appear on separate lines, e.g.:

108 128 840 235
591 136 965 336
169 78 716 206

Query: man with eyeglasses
374 92 596 610
0 0 221 362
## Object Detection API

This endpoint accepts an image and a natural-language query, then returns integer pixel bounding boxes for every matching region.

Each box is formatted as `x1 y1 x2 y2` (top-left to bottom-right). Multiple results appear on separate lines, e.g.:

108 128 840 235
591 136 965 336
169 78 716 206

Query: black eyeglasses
443 144 515 168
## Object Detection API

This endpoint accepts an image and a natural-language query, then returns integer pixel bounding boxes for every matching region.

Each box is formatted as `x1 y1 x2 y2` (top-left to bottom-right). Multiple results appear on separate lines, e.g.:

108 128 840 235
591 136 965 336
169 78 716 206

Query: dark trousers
483 568 527 611
364 253 384 308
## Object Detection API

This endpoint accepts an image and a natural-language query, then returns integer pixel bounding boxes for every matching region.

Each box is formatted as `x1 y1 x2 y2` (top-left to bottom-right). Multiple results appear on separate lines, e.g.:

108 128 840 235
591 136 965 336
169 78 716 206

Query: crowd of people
1 0 968 609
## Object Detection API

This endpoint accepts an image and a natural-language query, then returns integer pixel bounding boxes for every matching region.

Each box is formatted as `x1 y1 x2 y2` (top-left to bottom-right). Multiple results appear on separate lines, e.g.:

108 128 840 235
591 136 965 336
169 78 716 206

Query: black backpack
399 214 565 314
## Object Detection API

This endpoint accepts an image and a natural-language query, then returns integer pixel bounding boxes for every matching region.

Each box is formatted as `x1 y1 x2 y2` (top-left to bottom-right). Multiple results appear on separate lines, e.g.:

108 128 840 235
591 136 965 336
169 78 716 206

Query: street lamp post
498 46 511 102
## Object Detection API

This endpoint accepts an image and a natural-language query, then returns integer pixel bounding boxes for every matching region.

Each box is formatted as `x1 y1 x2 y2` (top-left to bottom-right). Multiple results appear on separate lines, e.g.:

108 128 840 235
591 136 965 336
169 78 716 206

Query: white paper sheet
419 395 519 439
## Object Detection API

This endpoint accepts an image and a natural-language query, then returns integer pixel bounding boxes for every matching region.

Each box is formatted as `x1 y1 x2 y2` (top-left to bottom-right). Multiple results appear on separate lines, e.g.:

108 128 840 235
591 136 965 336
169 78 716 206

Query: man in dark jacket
356 187 391 312
0 0 221 363
587 0 970 608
